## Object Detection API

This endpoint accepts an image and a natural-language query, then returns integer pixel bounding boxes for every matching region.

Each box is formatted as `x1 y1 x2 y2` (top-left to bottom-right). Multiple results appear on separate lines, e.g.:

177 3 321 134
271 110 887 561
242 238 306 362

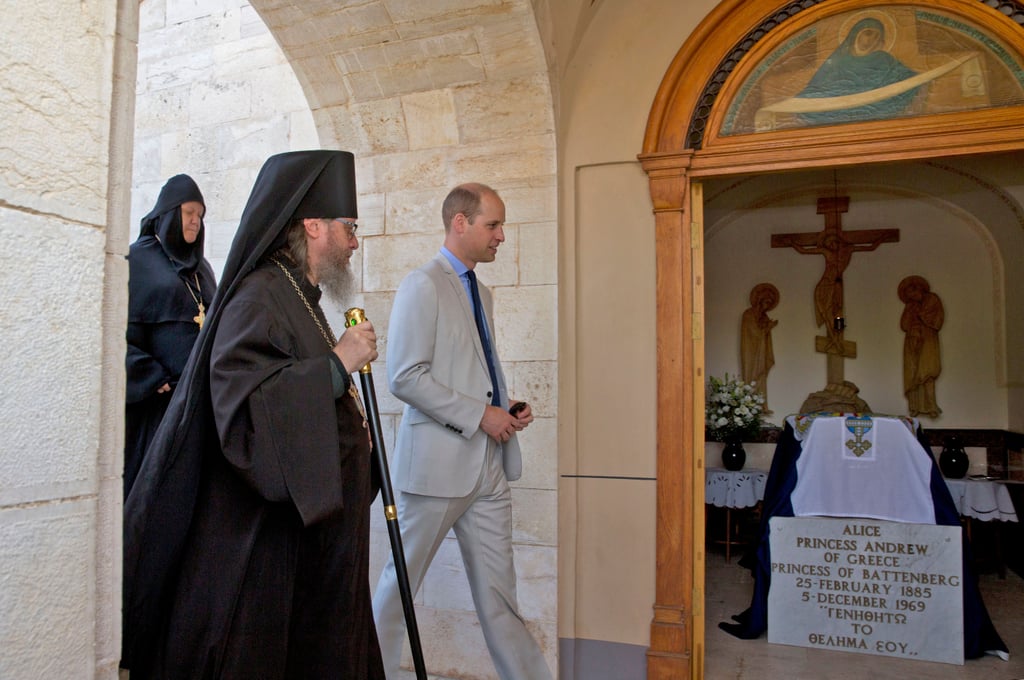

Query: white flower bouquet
705 373 764 442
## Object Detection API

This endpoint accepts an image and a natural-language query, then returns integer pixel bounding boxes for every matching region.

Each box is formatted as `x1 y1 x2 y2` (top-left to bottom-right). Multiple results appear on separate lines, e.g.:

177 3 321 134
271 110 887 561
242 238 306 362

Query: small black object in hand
509 402 528 417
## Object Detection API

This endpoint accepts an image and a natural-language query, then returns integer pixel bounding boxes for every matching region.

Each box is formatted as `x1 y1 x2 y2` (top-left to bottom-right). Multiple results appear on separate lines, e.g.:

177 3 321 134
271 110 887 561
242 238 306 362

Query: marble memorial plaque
767 516 963 665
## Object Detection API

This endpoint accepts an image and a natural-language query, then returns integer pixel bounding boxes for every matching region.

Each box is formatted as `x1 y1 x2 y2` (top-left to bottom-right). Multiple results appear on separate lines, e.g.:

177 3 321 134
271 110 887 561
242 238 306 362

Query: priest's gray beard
317 235 358 303
319 251 356 304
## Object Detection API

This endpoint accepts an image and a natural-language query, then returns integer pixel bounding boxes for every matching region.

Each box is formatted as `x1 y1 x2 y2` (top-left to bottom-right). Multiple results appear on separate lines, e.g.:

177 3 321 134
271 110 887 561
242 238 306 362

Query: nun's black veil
137 173 207 276
121 150 357 671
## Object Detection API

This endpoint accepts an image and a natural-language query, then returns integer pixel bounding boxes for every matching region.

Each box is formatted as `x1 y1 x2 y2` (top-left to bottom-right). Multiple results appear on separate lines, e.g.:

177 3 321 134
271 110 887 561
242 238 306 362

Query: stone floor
124 525 1021 680
391 542 1022 679
705 545 1024 680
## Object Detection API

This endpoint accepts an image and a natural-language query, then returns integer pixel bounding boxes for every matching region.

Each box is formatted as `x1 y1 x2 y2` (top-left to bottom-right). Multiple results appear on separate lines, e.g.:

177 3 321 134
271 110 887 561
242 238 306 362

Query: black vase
939 435 969 479
722 440 746 471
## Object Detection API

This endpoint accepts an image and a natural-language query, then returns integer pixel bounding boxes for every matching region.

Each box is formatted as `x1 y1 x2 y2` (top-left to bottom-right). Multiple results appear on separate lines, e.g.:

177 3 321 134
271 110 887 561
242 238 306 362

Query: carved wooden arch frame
638 1 1024 678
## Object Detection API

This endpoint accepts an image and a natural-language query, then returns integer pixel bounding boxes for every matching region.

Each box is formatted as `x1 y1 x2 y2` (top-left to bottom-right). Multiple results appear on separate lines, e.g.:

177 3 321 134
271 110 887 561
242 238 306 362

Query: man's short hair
442 183 496 231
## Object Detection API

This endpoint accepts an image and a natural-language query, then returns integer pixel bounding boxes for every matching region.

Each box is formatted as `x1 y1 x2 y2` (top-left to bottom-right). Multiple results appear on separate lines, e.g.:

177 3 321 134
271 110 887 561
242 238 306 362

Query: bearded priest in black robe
125 174 215 497
122 150 385 679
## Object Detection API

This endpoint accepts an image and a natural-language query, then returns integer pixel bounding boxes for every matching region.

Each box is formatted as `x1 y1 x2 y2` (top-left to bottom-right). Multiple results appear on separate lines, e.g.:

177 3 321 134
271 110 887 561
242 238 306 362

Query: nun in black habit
122 150 385 679
125 174 215 497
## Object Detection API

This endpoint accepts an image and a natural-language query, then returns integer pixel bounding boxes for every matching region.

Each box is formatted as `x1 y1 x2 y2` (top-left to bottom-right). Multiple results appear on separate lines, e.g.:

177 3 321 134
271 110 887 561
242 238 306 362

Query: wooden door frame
638 1 1024 678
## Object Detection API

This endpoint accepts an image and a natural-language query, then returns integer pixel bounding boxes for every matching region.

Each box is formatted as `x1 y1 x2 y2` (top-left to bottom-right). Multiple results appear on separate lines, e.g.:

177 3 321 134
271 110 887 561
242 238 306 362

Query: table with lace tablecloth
944 477 1018 578
705 467 767 508
943 477 1018 522
705 467 767 561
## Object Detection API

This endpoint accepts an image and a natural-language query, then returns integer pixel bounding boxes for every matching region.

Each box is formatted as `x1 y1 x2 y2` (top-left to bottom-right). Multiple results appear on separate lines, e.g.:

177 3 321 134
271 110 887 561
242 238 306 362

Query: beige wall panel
554 2 712 650
557 476 579 640
573 477 656 645
575 162 656 477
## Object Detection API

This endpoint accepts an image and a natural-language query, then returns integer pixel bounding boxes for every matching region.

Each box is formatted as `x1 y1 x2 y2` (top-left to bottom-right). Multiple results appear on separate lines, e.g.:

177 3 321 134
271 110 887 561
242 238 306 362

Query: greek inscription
768 517 963 664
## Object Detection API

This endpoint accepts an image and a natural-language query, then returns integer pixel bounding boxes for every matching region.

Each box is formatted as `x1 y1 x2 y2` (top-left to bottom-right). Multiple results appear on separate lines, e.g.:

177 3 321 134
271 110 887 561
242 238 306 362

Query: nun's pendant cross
194 303 206 329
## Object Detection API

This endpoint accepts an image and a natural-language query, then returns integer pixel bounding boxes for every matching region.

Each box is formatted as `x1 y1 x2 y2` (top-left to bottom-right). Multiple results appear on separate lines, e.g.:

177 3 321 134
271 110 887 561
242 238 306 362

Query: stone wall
0 0 133 677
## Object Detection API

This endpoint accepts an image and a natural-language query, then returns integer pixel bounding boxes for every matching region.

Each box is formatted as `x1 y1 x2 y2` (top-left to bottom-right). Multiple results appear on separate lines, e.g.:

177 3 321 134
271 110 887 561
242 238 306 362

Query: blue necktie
466 270 501 406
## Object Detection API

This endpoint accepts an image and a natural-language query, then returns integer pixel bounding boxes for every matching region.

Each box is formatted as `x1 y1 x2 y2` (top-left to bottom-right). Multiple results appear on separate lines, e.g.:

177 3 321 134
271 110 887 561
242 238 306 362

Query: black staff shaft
345 309 427 680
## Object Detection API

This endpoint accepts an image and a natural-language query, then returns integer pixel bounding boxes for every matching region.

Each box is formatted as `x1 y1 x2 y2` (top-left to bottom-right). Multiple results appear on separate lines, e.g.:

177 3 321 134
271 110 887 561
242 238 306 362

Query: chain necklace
183 273 206 328
271 255 337 348
270 255 368 424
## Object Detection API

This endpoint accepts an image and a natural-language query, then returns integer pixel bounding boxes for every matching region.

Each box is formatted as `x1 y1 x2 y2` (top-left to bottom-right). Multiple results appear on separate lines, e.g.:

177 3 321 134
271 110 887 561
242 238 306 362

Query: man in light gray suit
372 183 551 680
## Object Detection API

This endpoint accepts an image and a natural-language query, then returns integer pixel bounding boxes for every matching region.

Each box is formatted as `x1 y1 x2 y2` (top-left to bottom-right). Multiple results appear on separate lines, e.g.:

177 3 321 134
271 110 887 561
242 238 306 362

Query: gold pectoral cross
348 384 367 421
194 302 206 329
348 384 371 450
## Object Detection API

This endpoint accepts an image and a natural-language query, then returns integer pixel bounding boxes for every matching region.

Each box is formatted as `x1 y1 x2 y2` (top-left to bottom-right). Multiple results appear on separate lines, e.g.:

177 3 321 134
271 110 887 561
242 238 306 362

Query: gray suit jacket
387 253 522 498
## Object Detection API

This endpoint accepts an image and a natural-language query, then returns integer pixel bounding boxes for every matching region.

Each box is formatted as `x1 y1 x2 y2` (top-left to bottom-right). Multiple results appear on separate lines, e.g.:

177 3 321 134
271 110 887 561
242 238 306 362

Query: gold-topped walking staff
344 308 427 680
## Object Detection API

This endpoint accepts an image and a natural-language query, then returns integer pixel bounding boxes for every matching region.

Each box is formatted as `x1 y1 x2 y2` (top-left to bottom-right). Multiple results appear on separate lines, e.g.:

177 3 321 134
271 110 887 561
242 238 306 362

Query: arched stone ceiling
248 0 554 152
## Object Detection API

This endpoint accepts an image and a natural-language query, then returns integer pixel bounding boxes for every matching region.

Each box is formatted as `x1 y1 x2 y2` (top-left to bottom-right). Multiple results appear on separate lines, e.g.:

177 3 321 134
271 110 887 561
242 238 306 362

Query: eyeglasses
330 218 358 237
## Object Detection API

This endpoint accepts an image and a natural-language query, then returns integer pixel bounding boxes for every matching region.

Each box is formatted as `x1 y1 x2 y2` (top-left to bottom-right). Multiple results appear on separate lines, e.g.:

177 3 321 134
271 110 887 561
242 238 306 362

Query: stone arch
639 1 1024 677
247 1 556 156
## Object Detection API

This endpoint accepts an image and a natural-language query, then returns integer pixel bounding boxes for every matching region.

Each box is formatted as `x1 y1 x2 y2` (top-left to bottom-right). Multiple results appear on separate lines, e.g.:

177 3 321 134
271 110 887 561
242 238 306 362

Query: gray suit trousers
372 443 551 680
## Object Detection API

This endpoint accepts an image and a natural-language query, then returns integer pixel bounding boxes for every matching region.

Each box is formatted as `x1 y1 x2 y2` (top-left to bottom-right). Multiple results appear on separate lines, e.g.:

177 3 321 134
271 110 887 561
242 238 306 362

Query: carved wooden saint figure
899 275 944 418
741 283 779 414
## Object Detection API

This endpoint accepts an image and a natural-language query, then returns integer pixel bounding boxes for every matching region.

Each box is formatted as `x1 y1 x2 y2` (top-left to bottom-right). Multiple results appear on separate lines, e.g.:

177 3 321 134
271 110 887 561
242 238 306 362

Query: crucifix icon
771 196 899 383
